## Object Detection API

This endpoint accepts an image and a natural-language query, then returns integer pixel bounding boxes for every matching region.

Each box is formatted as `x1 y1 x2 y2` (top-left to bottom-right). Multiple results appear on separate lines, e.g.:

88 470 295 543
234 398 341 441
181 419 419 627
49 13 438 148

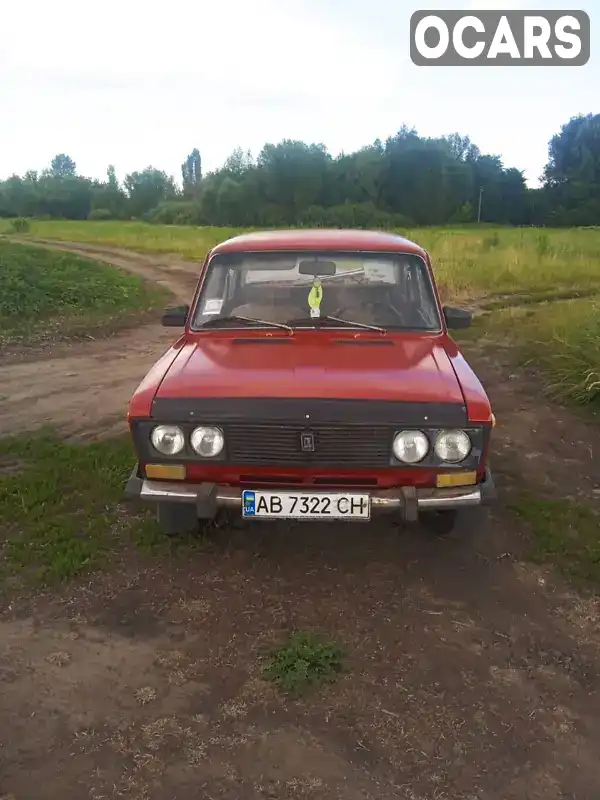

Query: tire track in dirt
0 239 201 438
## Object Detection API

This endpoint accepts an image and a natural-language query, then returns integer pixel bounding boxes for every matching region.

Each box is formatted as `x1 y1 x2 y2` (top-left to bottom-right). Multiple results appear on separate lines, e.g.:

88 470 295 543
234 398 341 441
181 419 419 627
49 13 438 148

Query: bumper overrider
124 465 497 521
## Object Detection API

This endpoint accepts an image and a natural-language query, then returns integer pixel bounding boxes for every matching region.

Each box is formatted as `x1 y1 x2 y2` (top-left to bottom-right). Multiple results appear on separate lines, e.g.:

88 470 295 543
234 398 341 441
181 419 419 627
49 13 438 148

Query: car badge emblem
300 431 315 452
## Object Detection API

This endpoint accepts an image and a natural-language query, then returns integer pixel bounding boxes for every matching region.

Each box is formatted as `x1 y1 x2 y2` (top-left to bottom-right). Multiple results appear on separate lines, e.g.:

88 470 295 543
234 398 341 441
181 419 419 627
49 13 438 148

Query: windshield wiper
199 315 293 332
285 315 386 333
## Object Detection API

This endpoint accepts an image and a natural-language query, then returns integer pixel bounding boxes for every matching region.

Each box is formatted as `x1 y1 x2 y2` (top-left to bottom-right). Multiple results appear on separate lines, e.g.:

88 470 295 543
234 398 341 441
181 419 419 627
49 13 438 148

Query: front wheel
418 507 485 538
419 510 459 537
156 502 199 537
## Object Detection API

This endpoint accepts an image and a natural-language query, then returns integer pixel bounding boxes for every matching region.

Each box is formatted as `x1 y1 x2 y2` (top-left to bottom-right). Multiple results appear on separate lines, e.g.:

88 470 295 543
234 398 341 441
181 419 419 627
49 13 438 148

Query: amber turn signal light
145 463 186 480
436 471 477 488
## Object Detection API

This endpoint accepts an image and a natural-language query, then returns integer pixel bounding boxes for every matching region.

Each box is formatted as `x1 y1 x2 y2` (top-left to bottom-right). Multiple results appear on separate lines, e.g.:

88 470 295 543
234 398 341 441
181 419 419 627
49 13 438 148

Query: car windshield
190 250 442 332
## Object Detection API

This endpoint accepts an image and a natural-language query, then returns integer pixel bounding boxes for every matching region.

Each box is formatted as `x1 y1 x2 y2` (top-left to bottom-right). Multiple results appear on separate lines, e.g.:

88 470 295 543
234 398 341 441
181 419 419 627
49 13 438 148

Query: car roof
210 229 428 258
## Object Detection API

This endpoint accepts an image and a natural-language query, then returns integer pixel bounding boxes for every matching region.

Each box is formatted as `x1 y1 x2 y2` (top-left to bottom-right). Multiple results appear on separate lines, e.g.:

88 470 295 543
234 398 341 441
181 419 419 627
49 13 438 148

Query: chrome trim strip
417 487 482 509
139 480 482 512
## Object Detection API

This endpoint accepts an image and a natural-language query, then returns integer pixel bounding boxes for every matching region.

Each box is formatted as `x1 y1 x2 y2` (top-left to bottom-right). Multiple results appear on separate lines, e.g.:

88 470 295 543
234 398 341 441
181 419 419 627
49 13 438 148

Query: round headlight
435 430 471 463
151 425 185 455
392 430 429 463
190 426 224 457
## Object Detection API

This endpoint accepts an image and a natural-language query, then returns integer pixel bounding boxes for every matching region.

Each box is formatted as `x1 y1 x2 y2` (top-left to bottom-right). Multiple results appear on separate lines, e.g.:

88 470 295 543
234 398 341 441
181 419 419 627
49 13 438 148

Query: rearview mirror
443 306 472 330
161 305 189 327
298 259 337 276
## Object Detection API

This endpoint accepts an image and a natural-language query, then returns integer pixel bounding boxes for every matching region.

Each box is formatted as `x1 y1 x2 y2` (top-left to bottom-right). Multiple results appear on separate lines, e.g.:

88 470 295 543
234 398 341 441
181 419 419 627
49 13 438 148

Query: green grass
0 239 168 344
508 493 600 586
465 298 600 409
421 227 600 302
262 631 345 695
4 219 246 262
9 219 600 303
0 432 167 588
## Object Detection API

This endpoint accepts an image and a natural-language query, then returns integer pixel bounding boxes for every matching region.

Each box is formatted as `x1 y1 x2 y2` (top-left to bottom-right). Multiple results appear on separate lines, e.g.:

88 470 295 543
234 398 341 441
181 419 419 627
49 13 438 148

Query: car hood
153 334 465 405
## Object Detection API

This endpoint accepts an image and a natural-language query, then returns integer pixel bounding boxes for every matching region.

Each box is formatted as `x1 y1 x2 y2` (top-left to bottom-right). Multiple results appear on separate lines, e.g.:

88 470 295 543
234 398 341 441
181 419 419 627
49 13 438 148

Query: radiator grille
225 423 392 467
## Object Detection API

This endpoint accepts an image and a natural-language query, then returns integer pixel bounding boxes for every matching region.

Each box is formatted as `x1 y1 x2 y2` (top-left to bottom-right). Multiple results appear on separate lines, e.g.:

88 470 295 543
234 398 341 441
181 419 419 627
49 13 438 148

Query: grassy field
5 219 600 301
466 297 600 408
0 238 168 345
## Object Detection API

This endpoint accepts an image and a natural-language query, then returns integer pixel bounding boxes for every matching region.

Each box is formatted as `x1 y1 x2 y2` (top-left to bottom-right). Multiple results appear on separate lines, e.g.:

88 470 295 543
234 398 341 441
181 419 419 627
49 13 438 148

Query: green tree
257 140 331 223
90 165 128 219
326 144 382 207
0 123 557 226
181 148 202 198
444 133 481 163
124 167 178 218
222 147 254 177
49 153 77 178
542 113 600 225
0 175 39 217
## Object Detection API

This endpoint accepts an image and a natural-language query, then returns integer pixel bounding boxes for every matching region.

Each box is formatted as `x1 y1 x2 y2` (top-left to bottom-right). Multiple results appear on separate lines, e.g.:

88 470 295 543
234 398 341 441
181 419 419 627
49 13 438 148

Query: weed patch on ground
0 432 168 588
465 299 600 409
508 493 600 587
0 239 168 345
262 631 345 695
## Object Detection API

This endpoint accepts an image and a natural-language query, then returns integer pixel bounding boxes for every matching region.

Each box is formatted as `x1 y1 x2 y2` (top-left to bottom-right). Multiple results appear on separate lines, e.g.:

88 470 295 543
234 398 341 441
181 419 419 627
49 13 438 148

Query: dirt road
1 241 600 800
0 240 200 438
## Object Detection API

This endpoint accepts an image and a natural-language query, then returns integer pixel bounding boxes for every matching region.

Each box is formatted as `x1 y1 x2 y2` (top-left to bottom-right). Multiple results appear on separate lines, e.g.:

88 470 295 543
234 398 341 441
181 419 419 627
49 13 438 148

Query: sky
1 0 597 188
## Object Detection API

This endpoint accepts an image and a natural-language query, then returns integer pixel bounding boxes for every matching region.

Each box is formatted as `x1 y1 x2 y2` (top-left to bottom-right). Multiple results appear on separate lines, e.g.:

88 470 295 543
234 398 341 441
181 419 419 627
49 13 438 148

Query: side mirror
161 305 189 327
443 306 472 330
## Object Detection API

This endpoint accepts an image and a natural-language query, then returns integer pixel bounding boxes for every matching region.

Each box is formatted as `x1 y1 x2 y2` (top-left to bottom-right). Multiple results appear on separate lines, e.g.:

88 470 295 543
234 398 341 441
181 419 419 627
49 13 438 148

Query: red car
125 229 496 536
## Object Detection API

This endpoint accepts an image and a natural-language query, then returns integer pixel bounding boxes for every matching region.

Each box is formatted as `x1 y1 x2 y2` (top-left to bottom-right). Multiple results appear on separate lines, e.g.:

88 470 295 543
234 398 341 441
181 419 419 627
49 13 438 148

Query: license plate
241 490 371 520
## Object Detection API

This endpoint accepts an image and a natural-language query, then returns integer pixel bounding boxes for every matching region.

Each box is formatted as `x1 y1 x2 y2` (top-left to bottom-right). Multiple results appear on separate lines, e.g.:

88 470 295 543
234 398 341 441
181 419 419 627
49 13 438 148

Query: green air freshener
308 278 323 318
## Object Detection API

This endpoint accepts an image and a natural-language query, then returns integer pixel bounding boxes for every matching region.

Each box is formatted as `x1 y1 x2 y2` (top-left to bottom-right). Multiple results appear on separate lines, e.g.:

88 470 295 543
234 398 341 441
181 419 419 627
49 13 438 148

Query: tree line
1 113 598 228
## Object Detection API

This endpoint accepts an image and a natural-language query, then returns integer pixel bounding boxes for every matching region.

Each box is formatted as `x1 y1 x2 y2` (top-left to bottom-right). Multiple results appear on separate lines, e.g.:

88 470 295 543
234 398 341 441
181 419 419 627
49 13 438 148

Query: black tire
156 502 199 537
419 507 486 538
419 510 459 537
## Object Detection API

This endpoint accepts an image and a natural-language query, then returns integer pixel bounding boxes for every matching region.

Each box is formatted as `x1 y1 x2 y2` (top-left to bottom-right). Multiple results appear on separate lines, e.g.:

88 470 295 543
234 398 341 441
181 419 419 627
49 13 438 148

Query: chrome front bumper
125 467 496 521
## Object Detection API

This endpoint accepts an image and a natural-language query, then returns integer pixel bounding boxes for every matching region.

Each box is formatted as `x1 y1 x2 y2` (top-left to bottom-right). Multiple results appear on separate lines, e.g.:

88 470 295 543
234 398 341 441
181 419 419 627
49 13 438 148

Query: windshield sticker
308 278 323 318
203 298 224 315
363 262 395 283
